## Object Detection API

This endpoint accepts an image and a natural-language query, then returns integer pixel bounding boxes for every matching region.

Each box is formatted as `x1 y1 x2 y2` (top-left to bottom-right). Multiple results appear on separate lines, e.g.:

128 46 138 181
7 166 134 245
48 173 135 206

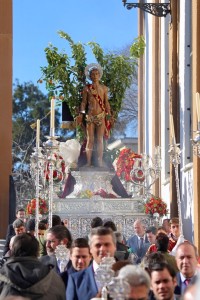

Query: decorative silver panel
52 169 150 239
53 197 148 239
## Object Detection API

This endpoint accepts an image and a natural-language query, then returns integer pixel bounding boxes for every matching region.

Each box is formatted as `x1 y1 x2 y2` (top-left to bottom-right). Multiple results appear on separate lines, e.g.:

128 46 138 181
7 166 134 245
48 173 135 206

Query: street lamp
122 1 171 17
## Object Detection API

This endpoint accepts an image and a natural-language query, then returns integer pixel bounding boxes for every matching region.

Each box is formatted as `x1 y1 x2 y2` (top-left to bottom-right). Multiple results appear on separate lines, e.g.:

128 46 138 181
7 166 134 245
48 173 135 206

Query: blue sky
13 0 138 94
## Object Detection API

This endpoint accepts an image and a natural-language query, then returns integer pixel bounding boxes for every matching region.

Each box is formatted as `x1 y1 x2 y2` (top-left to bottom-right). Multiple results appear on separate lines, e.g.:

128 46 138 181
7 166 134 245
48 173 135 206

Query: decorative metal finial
122 1 171 17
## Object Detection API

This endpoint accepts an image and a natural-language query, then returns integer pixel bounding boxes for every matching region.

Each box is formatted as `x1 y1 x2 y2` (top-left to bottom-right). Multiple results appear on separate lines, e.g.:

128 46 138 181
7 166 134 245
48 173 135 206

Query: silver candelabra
130 146 162 197
30 99 66 235
168 138 182 235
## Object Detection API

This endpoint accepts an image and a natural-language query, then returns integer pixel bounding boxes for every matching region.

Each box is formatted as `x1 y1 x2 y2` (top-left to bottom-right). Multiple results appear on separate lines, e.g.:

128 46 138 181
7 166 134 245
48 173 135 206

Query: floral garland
76 189 117 199
144 196 168 217
115 148 142 182
26 198 48 216
77 190 94 199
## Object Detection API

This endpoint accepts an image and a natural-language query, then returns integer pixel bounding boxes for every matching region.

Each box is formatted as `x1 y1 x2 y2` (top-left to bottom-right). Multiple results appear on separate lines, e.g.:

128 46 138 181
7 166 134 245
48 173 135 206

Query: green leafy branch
39 32 145 125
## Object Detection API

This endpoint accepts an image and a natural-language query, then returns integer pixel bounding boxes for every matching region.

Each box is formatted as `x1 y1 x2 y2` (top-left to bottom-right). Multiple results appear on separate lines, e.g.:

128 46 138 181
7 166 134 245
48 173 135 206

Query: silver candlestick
94 254 115 300
107 277 130 300
130 146 161 197
168 139 182 235
43 135 60 229
55 244 70 273
30 146 44 238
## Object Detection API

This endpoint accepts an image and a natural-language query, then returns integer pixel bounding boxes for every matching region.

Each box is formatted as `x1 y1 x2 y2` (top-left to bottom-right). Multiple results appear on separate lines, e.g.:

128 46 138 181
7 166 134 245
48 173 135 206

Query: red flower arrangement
116 148 142 182
144 196 168 217
26 198 48 216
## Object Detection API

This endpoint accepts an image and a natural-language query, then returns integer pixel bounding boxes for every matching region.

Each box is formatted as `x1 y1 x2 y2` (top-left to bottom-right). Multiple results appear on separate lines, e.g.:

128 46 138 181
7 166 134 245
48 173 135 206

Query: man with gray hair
66 226 116 300
127 219 150 264
118 264 151 300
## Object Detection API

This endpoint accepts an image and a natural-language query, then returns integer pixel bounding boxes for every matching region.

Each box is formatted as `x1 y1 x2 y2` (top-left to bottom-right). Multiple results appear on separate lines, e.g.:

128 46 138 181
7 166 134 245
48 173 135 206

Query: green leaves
130 36 146 59
40 32 145 137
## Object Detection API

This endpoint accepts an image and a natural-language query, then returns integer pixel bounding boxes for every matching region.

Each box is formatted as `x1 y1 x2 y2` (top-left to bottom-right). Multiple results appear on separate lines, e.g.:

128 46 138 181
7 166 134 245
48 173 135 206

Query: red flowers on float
144 196 168 217
26 198 48 216
115 148 142 182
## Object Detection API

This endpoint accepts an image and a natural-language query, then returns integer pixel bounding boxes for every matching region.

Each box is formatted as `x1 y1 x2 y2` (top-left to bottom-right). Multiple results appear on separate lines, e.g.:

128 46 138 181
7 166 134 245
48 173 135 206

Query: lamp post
122 0 171 17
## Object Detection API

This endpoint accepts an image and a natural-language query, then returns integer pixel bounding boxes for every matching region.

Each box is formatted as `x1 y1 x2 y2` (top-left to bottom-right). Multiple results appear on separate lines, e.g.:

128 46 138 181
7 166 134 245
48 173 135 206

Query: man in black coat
3 207 26 256
61 237 92 287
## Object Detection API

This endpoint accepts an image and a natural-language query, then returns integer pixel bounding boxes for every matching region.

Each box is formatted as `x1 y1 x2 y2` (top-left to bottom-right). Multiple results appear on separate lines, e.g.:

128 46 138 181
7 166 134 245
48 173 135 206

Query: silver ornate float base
53 169 148 239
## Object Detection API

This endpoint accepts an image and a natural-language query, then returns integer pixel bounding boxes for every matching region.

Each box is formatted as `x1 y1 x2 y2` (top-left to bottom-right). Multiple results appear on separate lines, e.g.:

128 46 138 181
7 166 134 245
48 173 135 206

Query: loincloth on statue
85 111 105 126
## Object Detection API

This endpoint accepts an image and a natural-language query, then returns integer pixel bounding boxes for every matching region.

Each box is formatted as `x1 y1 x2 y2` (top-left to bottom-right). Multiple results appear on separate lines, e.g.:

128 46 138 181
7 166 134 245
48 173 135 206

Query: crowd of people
0 208 199 300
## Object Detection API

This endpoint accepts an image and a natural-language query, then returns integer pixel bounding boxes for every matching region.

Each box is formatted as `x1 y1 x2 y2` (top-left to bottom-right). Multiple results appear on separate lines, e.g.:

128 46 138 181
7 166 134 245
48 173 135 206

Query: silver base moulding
52 168 150 239
53 197 147 240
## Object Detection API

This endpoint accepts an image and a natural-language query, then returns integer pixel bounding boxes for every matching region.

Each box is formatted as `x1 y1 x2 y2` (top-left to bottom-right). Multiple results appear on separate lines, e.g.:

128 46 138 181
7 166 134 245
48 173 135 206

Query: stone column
0 0 12 238
168 0 179 217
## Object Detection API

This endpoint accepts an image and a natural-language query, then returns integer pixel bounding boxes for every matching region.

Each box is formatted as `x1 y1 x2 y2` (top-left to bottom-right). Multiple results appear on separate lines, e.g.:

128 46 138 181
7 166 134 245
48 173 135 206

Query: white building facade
134 0 200 245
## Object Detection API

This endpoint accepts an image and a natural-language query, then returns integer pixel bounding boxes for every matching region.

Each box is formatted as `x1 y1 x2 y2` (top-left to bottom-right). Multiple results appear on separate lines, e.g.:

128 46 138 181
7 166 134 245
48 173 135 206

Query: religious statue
77 64 112 168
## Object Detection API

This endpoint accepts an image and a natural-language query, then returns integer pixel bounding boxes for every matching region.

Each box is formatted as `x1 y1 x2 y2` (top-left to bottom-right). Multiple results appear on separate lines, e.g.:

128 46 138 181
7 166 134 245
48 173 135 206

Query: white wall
179 0 194 241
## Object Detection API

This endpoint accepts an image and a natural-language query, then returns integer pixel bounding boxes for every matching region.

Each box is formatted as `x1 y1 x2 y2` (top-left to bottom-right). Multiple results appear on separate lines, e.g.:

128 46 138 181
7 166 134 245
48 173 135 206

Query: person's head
175 241 198 278
16 208 26 220
38 220 47 230
91 217 103 228
46 225 73 256
103 220 117 232
111 261 132 276
52 214 62 226
39 218 48 229
89 68 100 82
26 218 35 235
11 233 39 257
157 226 168 235
88 226 116 264
133 219 146 237
118 265 150 300
150 262 177 300
13 219 26 235
142 252 167 275
70 238 91 271
155 232 169 252
115 231 123 243
146 226 158 244
169 217 180 238
162 219 170 234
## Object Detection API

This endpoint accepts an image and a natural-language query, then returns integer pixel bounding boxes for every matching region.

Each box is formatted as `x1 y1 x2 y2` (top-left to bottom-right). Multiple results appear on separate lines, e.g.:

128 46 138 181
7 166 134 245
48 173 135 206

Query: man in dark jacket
61 237 92 287
0 233 65 299
3 208 26 256
40 225 72 274
175 241 198 295
66 227 116 300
